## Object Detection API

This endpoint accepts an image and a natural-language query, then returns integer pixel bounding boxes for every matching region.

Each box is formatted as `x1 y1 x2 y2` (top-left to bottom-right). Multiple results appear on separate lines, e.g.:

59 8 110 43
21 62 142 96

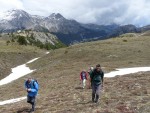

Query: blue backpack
25 80 39 91
33 80 39 91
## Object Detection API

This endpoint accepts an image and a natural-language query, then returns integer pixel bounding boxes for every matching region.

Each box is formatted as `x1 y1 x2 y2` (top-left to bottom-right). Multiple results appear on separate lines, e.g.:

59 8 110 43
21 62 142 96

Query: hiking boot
92 93 95 102
31 107 35 112
30 105 35 112
29 109 34 113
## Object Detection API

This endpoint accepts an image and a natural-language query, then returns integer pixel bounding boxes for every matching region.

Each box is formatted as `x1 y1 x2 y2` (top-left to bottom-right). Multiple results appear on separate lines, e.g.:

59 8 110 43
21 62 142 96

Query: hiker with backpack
90 64 104 103
25 77 39 112
80 70 88 89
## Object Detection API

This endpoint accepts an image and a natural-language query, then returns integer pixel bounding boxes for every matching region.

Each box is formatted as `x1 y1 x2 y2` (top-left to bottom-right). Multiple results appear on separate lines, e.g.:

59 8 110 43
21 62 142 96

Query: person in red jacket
80 70 88 89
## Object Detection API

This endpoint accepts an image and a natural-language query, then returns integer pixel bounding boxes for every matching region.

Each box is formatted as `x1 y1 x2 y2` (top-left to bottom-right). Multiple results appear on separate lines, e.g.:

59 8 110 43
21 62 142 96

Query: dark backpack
91 69 103 81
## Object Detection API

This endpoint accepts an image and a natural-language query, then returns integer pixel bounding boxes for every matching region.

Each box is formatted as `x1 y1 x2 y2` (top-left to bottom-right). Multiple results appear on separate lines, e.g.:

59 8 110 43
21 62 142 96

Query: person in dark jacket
25 77 39 112
90 64 104 103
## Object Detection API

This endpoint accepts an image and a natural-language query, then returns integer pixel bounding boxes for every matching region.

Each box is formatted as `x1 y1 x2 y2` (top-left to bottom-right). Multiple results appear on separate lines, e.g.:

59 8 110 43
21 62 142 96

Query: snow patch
46 52 50 54
0 97 26 106
26 57 39 64
105 67 150 77
0 58 39 86
19 14 22 18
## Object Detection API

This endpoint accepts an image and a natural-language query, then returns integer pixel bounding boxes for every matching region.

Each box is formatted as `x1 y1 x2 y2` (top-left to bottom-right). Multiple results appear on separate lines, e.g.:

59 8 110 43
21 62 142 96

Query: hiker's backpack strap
91 69 96 81
25 81 30 88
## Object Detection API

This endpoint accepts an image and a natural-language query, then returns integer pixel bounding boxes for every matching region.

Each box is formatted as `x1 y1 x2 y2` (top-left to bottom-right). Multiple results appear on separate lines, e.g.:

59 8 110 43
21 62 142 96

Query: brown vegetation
0 33 150 113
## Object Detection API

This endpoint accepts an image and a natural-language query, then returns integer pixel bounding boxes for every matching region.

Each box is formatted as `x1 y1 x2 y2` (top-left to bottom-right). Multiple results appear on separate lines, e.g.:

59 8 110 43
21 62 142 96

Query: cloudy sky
0 0 150 26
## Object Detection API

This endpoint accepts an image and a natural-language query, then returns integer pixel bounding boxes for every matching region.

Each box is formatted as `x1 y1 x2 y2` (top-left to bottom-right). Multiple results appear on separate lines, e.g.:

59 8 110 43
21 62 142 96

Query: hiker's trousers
27 95 36 110
82 79 86 88
92 83 102 96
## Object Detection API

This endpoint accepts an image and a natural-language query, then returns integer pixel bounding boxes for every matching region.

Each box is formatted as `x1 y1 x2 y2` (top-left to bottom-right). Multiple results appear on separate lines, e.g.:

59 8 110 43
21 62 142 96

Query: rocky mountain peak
0 9 30 21
48 13 64 20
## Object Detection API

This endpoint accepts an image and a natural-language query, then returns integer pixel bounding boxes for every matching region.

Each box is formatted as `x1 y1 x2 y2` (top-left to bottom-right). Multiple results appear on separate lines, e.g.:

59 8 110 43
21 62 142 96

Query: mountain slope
0 30 66 50
0 32 150 113
0 9 142 45
0 38 46 80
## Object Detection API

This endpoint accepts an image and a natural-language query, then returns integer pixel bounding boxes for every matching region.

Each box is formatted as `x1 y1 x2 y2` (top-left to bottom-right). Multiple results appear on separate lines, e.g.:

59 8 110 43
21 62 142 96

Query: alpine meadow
1 1 150 113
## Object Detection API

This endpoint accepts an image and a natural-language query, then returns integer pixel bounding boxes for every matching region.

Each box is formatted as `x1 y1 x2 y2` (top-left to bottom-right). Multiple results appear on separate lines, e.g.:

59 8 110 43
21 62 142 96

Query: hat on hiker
90 67 94 70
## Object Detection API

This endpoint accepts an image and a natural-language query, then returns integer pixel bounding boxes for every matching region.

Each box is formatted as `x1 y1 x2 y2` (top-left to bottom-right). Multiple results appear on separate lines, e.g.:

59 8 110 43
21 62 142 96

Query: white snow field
0 57 40 86
0 97 26 106
105 67 150 77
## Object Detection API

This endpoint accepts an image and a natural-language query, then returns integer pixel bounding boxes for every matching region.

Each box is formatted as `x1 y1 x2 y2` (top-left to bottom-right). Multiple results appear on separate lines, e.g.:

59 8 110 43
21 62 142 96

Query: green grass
0 33 150 113
0 40 46 52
